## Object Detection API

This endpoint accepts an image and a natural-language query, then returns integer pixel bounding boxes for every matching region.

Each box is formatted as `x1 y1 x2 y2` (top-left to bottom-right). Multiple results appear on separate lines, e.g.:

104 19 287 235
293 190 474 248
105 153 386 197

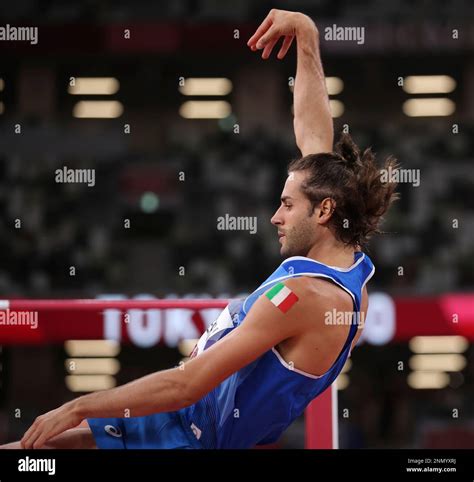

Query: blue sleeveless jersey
177 252 375 449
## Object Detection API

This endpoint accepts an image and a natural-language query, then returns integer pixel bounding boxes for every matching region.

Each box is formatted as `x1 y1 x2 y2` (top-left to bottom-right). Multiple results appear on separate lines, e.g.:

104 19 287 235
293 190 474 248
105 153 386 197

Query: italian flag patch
266 282 299 313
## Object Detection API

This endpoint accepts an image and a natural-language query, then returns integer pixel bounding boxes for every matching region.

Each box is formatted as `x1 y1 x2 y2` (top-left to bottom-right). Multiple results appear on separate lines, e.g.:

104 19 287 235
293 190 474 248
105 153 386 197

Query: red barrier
1 294 473 345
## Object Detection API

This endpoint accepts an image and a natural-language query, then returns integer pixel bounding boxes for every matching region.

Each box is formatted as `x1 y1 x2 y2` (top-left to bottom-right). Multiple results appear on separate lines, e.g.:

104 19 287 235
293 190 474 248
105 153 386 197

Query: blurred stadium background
0 0 473 448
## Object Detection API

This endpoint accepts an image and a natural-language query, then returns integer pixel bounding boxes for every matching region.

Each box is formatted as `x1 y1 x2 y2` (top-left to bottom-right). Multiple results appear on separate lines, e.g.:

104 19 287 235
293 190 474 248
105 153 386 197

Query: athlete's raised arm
20 278 323 449
247 9 333 155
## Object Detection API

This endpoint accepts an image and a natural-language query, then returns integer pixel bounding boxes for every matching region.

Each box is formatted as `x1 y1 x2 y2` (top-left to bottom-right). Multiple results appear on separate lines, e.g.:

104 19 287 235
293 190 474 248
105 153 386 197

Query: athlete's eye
285 204 292 210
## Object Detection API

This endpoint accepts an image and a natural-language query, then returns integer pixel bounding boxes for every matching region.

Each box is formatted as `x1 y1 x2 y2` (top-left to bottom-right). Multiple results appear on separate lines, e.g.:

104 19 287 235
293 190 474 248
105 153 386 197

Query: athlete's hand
247 9 316 60
21 401 82 449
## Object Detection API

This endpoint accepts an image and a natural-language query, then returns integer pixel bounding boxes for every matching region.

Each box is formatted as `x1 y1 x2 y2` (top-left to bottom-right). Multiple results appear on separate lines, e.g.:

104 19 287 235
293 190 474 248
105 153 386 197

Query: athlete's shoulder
283 276 352 313
282 275 320 294
283 275 346 296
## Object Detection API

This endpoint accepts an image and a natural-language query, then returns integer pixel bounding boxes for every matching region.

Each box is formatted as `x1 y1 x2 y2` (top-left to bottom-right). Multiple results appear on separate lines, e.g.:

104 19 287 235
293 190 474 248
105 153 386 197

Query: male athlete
1 9 397 450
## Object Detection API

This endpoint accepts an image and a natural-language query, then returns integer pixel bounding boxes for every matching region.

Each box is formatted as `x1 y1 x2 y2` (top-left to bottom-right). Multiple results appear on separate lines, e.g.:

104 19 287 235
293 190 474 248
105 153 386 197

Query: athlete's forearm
73 367 192 419
293 15 333 155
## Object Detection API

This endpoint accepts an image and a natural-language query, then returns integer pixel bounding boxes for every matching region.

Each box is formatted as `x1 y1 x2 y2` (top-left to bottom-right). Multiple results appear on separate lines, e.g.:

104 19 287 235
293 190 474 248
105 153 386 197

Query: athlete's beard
280 217 316 258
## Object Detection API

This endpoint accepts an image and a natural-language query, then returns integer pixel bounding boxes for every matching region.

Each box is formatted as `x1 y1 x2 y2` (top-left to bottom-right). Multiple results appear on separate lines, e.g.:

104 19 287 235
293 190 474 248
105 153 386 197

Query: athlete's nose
271 207 283 226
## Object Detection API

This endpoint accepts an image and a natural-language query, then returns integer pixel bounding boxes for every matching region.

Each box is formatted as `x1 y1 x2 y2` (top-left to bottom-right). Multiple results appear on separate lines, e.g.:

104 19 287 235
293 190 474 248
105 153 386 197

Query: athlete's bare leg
0 422 97 449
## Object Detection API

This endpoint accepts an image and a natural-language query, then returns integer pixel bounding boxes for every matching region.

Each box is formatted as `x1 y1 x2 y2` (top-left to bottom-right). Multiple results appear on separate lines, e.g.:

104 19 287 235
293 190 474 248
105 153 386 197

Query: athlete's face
271 170 319 257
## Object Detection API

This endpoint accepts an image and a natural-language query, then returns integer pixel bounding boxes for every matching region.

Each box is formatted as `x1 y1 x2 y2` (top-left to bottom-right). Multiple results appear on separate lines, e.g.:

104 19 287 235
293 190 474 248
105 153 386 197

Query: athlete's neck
305 238 357 269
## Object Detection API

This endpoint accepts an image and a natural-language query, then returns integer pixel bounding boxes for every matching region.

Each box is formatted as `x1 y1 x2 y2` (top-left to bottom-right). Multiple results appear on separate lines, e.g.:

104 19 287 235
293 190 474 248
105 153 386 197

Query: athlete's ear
317 197 336 224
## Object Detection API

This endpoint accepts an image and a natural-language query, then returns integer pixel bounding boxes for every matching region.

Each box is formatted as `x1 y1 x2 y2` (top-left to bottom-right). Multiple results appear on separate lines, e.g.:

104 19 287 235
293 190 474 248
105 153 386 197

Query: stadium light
403 75 456 94
409 336 468 354
336 373 350 390
179 100 231 119
289 76 343 95
68 77 120 95
341 359 352 373
179 78 232 96
64 340 121 357
330 99 344 118
65 358 121 375
179 339 198 356
409 354 466 372
65 375 117 392
407 371 450 389
403 98 455 117
326 77 344 95
73 100 123 118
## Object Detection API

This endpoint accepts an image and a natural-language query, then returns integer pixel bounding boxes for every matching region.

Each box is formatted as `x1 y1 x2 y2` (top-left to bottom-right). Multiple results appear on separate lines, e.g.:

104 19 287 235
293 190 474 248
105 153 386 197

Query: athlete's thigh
0 441 22 449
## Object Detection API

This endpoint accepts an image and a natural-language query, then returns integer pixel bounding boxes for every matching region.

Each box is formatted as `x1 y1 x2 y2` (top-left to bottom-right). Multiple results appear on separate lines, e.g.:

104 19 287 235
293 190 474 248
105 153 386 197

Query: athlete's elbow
179 383 198 408
296 136 332 157
294 123 332 156
175 373 201 409
149 371 197 411
182 381 207 408
294 119 311 154
183 375 217 407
